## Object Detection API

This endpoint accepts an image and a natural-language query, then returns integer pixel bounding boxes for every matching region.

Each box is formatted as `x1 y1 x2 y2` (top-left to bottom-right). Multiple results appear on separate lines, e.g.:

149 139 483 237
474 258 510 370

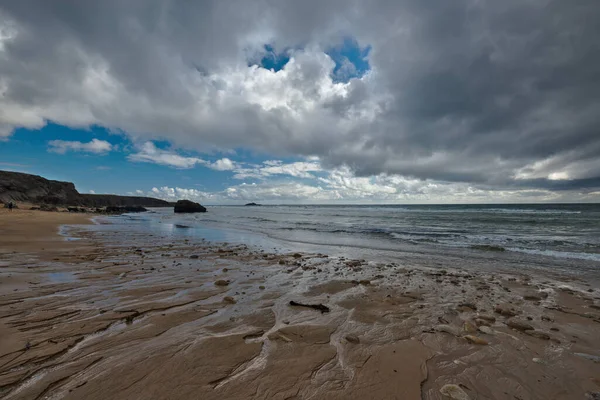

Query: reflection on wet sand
0 210 599 399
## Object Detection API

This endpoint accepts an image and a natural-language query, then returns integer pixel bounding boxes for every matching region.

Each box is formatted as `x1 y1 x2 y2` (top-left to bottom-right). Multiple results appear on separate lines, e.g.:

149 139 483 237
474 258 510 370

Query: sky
1 0 599 204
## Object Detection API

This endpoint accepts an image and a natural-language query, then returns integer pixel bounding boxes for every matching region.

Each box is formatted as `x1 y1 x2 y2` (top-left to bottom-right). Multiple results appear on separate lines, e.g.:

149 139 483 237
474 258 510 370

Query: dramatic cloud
48 139 112 154
138 172 598 205
2 0 600 198
232 160 323 180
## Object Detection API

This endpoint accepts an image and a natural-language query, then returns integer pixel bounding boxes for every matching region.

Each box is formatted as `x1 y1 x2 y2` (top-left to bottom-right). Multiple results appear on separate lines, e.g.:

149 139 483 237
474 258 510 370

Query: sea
77 204 600 282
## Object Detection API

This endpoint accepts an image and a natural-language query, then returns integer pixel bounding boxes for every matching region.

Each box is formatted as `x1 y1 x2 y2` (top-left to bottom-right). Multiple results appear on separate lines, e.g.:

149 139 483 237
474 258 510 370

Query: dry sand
0 208 599 399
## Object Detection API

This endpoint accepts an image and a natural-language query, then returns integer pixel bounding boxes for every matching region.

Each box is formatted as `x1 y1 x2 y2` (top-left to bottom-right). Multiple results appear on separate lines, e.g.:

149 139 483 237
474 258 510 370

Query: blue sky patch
249 39 371 82
326 38 371 82
256 44 291 72
0 123 321 198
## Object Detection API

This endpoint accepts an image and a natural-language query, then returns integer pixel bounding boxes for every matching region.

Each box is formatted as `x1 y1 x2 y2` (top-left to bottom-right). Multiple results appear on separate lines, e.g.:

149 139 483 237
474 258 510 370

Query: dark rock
215 280 230 286
345 334 360 344
174 200 207 213
292 253 302 258
245 202 261 206
495 305 518 317
190 255 199 259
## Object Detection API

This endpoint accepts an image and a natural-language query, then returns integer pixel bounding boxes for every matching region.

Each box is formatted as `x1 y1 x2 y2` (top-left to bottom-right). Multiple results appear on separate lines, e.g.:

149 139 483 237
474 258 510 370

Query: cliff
80 194 169 207
0 170 170 207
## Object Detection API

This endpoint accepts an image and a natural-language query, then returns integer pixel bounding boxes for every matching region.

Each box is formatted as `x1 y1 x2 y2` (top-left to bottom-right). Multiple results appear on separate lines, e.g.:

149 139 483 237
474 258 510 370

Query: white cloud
135 161 595 204
48 139 112 154
149 186 218 202
89 189 96 194
127 145 241 171
127 142 204 169
209 158 236 171
232 160 322 180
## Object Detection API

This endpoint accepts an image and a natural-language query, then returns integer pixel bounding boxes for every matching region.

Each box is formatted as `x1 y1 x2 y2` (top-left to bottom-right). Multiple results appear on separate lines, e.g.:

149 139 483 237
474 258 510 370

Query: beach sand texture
0 208 599 399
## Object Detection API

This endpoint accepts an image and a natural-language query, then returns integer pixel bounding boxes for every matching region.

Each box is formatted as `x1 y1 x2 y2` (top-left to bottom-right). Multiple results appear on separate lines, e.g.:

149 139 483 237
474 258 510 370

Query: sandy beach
0 209 599 399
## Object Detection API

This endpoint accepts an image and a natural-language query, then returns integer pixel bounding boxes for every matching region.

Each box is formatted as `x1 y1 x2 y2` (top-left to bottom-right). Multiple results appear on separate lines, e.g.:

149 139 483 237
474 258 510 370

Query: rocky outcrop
174 200 207 213
0 170 169 208
0 171 80 205
245 202 261 206
80 194 168 208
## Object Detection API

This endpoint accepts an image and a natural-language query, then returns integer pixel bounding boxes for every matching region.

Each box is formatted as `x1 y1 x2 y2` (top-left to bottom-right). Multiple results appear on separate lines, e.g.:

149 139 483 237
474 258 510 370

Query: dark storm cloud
1 0 599 192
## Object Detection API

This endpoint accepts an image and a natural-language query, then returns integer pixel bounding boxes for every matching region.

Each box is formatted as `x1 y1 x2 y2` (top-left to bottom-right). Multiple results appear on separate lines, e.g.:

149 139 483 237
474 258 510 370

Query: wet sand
0 209 599 399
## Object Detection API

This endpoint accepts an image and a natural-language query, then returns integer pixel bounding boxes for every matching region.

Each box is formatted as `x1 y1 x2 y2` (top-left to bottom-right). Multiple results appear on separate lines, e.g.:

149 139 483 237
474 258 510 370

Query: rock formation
0 170 169 208
174 199 207 213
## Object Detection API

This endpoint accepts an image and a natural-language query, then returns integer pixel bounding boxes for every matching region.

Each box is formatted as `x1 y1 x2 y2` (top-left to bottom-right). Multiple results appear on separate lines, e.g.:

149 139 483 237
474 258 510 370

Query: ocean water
83 204 600 280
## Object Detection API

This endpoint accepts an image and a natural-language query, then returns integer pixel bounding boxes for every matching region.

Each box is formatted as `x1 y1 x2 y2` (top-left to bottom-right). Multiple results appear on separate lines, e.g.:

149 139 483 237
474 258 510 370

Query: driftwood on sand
289 300 330 313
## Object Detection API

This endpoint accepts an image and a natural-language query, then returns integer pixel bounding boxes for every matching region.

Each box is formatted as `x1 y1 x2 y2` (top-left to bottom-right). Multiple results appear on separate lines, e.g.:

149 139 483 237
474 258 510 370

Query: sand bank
0 210 599 399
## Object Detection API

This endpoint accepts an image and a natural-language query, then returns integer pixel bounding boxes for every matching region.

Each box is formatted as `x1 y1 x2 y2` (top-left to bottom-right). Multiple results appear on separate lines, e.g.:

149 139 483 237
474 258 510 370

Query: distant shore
0 209 599 399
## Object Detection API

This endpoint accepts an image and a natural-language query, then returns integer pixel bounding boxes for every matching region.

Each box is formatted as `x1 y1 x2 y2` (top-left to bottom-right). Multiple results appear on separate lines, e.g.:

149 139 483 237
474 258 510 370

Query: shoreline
0 211 599 399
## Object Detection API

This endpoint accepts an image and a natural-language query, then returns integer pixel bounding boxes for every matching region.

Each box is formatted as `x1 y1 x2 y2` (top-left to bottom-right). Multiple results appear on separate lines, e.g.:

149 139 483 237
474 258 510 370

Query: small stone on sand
458 302 477 311
523 294 542 301
463 321 477 333
464 335 488 345
345 334 360 344
478 326 494 335
526 330 550 340
223 296 236 304
477 314 496 323
495 305 518 317
506 319 534 331
437 325 461 336
215 279 230 286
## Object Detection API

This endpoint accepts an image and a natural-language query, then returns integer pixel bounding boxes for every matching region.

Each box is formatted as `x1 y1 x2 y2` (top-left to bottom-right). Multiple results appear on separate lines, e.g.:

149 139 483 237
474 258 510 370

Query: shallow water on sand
77 204 600 283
